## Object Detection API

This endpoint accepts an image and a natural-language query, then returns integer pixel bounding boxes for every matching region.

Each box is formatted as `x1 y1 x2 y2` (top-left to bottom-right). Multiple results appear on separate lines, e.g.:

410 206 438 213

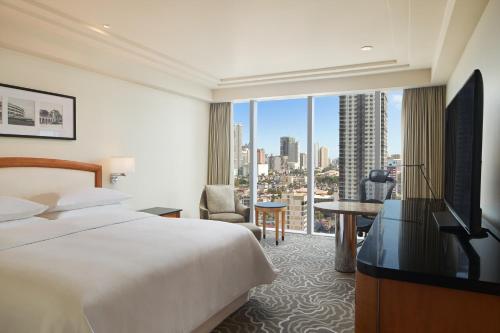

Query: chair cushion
209 212 245 223
238 223 262 241
205 185 235 213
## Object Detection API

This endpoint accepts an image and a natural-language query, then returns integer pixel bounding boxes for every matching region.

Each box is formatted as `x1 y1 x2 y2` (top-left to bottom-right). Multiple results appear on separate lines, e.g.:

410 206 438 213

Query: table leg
281 210 286 241
274 211 279 245
255 208 259 226
263 212 266 239
335 213 357 273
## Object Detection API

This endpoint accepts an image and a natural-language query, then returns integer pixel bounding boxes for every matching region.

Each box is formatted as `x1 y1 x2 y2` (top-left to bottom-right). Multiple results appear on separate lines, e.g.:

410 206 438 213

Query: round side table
254 202 287 245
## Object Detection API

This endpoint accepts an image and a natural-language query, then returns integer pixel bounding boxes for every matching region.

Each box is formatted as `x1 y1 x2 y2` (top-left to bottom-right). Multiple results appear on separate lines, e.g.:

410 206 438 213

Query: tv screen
444 70 483 235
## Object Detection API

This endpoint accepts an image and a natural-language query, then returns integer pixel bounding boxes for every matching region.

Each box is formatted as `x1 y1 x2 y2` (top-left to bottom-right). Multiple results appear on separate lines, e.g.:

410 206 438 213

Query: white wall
447 0 500 230
0 47 209 218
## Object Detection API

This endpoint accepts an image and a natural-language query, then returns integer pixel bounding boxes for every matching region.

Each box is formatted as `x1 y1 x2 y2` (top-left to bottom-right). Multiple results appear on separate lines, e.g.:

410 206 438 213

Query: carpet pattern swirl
213 234 355 333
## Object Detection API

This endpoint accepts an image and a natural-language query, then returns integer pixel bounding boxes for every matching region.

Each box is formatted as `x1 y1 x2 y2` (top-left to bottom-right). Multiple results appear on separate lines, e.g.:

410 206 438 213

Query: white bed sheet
38 203 129 220
0 210 277 333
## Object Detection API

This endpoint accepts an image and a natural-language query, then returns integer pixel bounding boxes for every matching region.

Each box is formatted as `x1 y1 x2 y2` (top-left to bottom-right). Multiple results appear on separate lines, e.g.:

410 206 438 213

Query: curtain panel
402 86 446 199
207 102 232 185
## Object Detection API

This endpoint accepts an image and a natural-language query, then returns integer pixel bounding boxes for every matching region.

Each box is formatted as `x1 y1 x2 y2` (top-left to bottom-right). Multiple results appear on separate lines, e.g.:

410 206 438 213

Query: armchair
200 185 261 241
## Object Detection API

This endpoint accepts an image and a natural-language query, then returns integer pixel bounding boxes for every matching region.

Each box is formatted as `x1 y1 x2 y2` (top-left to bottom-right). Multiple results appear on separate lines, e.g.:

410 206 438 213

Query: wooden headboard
0 157 102 197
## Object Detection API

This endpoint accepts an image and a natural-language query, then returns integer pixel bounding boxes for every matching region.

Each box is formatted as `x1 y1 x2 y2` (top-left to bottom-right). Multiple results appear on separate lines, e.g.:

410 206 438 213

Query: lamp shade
110 157 135 174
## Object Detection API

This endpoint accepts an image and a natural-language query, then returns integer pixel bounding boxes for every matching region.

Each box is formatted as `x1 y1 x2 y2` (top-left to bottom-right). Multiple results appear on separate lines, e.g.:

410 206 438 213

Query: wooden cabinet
355 271 500 333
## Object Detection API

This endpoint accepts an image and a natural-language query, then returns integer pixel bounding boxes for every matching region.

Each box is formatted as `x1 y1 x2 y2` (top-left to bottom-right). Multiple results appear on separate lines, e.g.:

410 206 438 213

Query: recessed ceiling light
103 24 111 29
361 45 373 51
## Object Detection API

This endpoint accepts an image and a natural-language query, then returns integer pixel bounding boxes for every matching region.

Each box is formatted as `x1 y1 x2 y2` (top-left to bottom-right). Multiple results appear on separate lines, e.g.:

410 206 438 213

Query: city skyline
233 90 402 158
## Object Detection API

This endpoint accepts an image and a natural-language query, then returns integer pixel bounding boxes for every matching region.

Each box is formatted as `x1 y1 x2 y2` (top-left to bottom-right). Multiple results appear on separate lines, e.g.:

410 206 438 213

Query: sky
233 90 402 159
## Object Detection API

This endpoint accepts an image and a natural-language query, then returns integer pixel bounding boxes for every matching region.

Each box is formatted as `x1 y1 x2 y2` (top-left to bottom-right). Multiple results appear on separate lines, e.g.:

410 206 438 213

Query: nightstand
138 207 182 218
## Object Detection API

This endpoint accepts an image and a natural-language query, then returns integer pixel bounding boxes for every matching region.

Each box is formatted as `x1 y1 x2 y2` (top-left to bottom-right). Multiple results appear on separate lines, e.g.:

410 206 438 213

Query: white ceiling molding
212 69 431 102
218 60 412 87
431 0 489 84
217 64 411 88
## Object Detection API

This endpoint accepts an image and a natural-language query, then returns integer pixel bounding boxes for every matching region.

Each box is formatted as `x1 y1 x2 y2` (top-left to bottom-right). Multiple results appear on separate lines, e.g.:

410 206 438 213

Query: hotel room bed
0 209 277 333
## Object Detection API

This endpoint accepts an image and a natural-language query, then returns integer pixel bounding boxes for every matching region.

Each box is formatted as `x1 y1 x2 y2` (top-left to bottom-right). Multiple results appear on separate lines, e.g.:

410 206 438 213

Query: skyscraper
288 141 299 163
319 146 329 168
269 155 283 172
233 123 243 174
300 153 307 170
241 145 249 177
257 148 266 164
339 91 388 200
280 136 296 157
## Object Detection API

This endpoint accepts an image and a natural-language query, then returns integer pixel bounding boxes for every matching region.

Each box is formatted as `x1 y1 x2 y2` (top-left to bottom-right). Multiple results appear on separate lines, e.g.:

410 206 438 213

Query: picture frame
0 83 76 140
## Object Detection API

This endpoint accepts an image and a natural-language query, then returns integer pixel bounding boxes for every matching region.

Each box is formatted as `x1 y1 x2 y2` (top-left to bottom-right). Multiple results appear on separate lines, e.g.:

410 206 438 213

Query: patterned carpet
213 233 355 333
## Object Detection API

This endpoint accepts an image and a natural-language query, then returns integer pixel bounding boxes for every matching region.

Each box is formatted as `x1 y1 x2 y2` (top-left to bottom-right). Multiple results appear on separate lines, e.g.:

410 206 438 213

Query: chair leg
274 211 279 245
281 210 286 241
263 212 266 239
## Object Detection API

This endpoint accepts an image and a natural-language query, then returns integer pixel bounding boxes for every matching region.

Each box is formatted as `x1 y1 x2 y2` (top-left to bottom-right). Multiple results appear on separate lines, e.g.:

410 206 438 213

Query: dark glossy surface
138 207 182 215
255 202 287 208
357 199 500 295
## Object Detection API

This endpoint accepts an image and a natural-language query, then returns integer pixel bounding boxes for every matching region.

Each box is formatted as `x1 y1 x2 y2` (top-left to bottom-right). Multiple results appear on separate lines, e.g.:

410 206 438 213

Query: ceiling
0 0 487 100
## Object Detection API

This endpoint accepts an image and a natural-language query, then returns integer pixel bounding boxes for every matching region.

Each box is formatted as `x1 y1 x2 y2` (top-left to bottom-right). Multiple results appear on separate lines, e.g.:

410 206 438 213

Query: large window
386 91 402 199
232 90 402 235
257 98 308 233
313 96 339 234
233 102 250 206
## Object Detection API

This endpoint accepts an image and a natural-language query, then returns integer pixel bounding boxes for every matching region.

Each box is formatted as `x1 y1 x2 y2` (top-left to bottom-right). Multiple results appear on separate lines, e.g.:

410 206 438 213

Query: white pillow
30 188 132 213
0 196 48 222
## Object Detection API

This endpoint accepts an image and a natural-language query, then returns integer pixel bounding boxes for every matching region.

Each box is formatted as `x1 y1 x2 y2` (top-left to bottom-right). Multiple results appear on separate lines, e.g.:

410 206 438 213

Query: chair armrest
235 200 250 222
199 206 209 220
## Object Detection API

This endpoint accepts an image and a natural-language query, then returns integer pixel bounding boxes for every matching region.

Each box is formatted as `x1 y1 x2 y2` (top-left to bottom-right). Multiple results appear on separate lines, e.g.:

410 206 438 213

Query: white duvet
0 212 277 333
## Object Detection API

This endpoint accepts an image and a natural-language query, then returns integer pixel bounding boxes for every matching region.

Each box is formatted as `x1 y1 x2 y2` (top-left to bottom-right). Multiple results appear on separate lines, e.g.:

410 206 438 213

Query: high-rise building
314 143 319 168
288 142 299 163
270 155 283 172
280 136 296 157
339 91 388 200
319 146 329 168
241 144 250 165
280 193 307 231
257 148 266 164
241 146 249 177
233 123 243 174
300 153 307 170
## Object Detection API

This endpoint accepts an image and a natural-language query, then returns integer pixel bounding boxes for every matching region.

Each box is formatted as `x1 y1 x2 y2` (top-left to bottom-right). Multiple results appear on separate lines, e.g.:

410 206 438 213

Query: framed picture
0 83 76 140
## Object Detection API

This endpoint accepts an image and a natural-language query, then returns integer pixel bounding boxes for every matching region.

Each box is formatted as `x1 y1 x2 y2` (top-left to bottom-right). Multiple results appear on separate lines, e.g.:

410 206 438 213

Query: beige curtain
207 102 231 185
402 86 446 199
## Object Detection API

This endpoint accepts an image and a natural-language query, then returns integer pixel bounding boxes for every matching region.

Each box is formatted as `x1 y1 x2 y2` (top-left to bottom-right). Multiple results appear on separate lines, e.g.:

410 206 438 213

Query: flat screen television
444 69 483 236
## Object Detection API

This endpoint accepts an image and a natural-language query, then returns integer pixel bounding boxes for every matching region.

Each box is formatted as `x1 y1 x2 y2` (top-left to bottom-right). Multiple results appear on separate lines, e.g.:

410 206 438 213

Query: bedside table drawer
161 211 181 218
